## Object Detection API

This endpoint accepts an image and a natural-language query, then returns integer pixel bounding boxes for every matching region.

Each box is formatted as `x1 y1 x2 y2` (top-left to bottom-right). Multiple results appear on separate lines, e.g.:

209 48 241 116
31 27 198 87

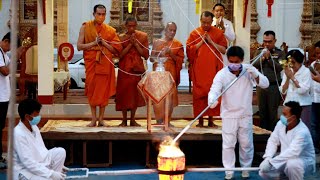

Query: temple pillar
299 0 313 49
56 0 69 71
38 0 54 104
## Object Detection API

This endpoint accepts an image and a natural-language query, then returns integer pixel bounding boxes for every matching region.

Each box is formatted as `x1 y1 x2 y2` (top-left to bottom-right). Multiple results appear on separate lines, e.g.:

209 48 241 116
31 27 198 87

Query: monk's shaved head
125 16 137 25
164 22 177 40
165 22 177 30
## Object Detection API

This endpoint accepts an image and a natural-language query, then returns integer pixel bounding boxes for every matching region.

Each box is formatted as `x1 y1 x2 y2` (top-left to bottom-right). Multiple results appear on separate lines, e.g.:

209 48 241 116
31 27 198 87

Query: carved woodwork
300 0 313 49
109 0 164 43
250 0 260 45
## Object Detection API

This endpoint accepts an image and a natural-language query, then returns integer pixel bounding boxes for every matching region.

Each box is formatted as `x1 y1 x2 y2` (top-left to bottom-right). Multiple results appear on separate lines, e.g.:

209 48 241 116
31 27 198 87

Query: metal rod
89 169 158 176
187 167 260 172
66 167 261 178
8 0 18 179
172 49 266 145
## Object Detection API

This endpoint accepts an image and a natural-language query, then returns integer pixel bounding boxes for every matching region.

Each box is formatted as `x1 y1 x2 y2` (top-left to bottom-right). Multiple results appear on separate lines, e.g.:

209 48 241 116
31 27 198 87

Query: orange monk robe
186 26 227 117
115 31 149 111
83 20 122 106
152 39 184 107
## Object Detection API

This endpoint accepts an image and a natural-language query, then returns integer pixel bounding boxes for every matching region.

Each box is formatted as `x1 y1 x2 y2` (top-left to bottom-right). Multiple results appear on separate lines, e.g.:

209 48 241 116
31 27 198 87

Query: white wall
160 0 198 44
256 0 303 48
68 0 112 44
0 1 11 39
234 0 251 62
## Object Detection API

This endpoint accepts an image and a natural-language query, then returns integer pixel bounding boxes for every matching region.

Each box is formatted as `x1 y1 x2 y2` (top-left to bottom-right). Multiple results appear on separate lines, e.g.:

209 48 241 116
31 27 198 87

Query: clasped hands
202 32 214 45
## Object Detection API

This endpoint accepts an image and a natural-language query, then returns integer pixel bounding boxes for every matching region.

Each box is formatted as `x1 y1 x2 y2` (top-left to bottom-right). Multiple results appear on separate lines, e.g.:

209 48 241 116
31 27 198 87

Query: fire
158 136 185 180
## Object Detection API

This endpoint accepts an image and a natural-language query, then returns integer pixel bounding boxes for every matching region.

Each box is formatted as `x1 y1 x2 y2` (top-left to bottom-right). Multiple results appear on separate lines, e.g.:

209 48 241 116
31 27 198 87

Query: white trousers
222 117 254 176
18 147 66 180
259 158 314 180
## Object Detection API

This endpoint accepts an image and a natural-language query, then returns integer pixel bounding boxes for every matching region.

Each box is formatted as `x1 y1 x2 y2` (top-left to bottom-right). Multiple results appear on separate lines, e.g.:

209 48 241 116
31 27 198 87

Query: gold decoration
279 55 293 68
22 37 32 47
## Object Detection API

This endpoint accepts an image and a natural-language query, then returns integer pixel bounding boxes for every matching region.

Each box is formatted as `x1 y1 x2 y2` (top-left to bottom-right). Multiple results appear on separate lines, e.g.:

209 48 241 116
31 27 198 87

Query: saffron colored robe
186 26 227 117
115 30 149 111
83 21 122 106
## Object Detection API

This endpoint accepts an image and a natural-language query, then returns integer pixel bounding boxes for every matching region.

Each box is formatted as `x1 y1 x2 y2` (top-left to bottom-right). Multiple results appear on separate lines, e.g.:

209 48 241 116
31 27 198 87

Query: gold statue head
22 37 32 47
279 55 293 68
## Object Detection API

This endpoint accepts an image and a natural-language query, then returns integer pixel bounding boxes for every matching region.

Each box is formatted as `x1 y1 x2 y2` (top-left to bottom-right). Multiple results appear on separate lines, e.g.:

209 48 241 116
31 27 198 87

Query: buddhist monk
77 4 122 127
186 11 227 127
150 22 184 126
116 16 149 127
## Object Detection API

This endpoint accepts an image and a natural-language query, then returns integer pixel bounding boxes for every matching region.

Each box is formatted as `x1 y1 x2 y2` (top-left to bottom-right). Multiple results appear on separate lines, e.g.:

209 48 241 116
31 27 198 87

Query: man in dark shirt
253 30 285 131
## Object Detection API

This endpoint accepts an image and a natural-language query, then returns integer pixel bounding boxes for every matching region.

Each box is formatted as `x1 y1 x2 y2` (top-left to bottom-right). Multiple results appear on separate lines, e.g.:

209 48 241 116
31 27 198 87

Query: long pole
172 49 266 145
8 0 18 179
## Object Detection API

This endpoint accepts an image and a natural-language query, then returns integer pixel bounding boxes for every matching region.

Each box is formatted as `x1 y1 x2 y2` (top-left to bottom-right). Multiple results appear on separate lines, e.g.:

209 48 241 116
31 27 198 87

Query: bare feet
208 121 218 128
86 121 96 127
118 121 127 127
196 123 204 127
98 121 109 127
130 121 141 127
156 119 163 125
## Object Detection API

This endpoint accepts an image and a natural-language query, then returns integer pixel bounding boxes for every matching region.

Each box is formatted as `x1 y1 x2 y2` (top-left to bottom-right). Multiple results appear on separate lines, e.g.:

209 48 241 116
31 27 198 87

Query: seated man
259 101 316 180
13 99 67 180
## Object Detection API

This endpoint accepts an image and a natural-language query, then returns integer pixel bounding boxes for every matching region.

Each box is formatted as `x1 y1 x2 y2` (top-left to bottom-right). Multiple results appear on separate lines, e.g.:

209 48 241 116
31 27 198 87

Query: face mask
228 63 242 72
280 115 293 126
29 115 41 126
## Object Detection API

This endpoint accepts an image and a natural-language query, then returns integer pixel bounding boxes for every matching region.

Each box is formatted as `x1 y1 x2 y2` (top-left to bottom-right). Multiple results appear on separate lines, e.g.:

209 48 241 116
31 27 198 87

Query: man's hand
95 35 102 45
312 72 320 83
262 49 271 60
62 166 69 172
204 33 214 45
50 171 66 180
259 158 272 172
208 94 219 109
246 65 259 78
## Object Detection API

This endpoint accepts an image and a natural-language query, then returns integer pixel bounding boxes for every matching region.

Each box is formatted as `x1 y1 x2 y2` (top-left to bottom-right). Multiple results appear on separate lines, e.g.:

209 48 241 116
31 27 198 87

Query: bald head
164 22 177 40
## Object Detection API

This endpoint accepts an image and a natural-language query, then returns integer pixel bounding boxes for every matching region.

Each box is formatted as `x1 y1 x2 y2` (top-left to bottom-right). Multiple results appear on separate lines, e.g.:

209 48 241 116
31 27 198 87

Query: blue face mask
280 115 293 126
29 115 41 126
228 63 242 72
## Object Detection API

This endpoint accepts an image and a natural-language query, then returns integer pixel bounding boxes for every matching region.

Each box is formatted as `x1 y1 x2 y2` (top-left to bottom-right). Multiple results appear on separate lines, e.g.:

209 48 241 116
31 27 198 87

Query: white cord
173 0 225 66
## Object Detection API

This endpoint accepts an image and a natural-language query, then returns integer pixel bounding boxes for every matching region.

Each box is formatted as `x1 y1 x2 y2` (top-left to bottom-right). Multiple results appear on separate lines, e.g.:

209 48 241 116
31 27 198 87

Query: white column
38 0 54 103
234 0 251 62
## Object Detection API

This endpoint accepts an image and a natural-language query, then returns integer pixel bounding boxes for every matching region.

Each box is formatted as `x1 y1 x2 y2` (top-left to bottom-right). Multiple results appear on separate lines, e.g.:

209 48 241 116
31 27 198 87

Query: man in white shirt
212 3 235 66
259 101 315 180
0 32 12 168
208 46 269 179
14 99 67 180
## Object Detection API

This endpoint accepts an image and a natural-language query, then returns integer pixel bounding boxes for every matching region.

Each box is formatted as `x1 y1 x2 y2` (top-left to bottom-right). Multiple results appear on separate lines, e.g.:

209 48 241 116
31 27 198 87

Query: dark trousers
0 101 9 157
257 85 281 131
311 102 320 149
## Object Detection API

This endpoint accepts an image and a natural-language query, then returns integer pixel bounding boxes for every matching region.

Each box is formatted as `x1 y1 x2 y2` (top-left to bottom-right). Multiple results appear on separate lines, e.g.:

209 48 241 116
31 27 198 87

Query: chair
19 45 38 99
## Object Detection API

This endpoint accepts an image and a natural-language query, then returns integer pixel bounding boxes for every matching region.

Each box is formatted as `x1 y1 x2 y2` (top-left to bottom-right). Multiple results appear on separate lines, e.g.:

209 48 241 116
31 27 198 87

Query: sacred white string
173 0 225 65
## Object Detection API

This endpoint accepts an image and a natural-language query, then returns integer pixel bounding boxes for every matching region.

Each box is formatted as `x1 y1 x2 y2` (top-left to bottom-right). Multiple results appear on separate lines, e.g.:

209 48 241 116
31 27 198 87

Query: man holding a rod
208 46 269 179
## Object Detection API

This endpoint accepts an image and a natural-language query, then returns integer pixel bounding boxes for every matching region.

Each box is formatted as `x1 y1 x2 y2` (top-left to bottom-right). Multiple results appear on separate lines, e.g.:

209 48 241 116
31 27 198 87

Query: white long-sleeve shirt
263 120 315 171
279 65 312 106
13 121 54 180
212 17 235 45
0 47 10 102
311 61 320 103
208 64 269 118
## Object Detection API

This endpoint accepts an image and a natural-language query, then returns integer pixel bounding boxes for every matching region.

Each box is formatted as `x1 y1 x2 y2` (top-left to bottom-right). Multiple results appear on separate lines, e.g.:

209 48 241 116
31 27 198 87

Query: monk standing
151 22 184 125
116 16 149 126
186 11 227 127
77 4 122 127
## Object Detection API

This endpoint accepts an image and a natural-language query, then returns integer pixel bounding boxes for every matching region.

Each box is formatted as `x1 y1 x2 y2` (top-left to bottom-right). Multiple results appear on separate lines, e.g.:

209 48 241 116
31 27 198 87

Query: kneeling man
13 99 67 180
259 101 316 180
